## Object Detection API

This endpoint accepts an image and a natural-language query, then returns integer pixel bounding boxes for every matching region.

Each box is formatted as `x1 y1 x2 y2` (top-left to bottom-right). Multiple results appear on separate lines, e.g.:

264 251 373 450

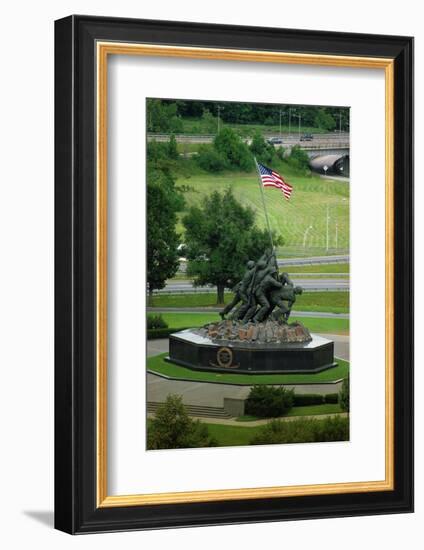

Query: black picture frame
55 15 414 534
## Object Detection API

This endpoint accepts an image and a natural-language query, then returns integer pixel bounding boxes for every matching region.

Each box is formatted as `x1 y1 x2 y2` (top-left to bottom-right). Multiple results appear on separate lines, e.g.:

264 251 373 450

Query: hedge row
147 327 190 340
250 416 349 445
293 393 339 406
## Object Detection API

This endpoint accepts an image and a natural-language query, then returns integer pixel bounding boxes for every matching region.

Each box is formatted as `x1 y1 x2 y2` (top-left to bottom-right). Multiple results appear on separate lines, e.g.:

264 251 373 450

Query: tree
314 107 336 132
201 108 217 134
339 376 350 412
167 133 179 160
147 99 183 133
147 167 184 302
147 395 217 450
249 130 276 165
213 127 254 171
182 188 280 304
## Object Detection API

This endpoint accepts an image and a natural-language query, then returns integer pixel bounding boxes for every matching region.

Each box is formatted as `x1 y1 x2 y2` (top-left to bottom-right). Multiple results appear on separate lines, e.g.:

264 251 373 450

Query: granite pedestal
167 329 337 374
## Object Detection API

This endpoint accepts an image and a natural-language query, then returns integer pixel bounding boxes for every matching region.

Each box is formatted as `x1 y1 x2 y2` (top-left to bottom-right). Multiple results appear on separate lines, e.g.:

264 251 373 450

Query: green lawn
237 403 342 421
150 290 349 314
203 423 264 446
286 263 349 273
155 312 349 334
147 353 349 385
178 117 329 136
176 165 349 249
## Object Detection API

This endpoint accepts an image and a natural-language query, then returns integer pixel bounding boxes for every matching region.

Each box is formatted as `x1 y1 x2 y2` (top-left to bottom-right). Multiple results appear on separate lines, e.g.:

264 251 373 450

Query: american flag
257 162 293 200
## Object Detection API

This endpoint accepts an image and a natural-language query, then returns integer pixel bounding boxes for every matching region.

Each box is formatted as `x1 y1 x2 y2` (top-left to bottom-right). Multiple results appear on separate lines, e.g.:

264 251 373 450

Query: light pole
326 205 330 252
293 113 301 140
303 225 313 249
279 110 287 140
217 105 221 134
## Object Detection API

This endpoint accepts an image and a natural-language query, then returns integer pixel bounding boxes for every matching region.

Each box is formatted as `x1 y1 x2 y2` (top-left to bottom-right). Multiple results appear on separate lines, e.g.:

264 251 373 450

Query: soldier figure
252 267 283 322
270 283 303 322
219 260 256 320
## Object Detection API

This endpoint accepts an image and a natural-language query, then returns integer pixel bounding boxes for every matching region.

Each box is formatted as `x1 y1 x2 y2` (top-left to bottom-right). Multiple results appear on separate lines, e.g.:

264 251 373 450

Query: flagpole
254 157 274 250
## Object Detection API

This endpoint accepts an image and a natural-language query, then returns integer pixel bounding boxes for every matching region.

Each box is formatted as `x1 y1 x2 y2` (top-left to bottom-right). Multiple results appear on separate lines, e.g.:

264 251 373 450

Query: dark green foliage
245 385 294 418
147 395 217 450
148 99 349 133
249 130 276 165
292 393 339 406
147 327 191 340
147 314 168 329
213 128 254 171
147 135 186 299
324 393 339 404
201 109 217 133
339 377 350 412
250 416 349 445
147 98 183 133
314 107 336 131
293 393 325 406
147 179 181 296
196 145 228 172
286 145 310 172
182 188 281 303
275 146 286 161
168 134 179 160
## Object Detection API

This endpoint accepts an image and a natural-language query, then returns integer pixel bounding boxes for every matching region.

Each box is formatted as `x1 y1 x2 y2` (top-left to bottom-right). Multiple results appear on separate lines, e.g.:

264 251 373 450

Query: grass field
150 290 349 314
177 164 349 249
153 311 349 334
285 263 349 273
203 423 264 446
147 353 349 385
177 118 329 136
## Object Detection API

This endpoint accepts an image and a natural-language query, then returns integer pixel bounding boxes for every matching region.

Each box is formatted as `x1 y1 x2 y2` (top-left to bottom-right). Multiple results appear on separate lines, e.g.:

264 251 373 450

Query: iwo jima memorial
167 249 337 374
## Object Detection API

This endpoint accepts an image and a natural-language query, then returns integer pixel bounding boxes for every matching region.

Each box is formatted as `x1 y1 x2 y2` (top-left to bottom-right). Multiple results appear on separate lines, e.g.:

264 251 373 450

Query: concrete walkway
147 411 348 426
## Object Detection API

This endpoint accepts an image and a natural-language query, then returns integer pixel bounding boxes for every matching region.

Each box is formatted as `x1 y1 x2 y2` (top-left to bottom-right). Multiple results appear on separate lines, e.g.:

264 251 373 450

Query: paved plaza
147 334 349 408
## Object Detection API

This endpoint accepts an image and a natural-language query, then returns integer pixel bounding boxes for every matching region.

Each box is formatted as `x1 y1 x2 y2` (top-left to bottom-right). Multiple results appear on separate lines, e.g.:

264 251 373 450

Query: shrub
214 127 254 171
249 130 276 165
324 393 339 404
250 416 349 446
287 145 310 171
147 314 168 330
339 377 350 412
147 395 217 450
147 327 191 340
167 133 179 160
293 393 325 406
196 145 228 172
245 385 294 418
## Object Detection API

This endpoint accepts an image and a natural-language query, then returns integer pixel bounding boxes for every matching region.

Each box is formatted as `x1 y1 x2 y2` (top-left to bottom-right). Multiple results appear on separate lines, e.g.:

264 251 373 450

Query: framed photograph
54 15 413 534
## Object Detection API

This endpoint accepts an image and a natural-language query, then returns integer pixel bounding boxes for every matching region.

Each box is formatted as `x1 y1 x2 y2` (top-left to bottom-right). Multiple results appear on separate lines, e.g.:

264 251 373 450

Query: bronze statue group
220 249 303 324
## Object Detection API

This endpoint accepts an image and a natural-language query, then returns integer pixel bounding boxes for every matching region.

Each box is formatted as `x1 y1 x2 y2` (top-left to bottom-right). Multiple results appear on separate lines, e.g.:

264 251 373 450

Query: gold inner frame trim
96 42 395 508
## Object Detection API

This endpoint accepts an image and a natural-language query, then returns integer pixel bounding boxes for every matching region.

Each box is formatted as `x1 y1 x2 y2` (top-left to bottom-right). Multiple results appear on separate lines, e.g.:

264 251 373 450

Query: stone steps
147 402 232 419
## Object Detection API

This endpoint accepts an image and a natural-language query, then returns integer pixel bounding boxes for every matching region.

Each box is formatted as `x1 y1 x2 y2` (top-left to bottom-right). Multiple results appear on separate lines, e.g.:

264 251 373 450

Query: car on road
267 137 284 145
300 133 314 141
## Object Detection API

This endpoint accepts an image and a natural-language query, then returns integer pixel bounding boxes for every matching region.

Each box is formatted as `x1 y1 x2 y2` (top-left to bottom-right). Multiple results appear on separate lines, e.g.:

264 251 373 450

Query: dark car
267 137 284 145
300 133 313 141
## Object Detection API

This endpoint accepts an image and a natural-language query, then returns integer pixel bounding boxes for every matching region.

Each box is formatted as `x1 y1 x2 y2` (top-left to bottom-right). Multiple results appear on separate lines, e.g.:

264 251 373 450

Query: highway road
147 132 349 148
277 254 349 266
153 277 349 295
178 255 349 273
